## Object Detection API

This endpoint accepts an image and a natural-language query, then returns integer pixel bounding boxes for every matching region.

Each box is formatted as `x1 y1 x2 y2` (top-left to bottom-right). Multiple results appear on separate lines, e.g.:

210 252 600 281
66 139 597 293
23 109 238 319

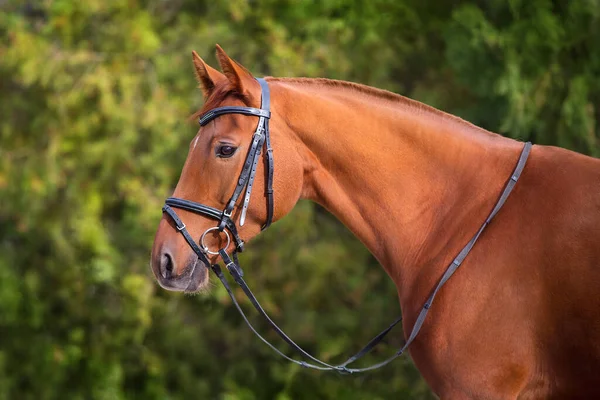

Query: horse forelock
189 81 251 122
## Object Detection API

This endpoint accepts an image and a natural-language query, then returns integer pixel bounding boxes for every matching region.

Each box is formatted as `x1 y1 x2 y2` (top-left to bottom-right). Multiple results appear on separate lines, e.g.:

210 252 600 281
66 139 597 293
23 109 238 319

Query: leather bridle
162 77 533 373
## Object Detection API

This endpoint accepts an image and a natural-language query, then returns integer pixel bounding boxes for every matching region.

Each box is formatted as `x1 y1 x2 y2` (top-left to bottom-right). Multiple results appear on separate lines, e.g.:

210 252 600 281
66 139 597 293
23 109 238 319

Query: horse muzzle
152 249 208 293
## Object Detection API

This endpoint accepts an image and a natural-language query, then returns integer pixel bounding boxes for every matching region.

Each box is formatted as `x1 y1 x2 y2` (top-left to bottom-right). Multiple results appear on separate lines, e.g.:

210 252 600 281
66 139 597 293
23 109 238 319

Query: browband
199 106 271 126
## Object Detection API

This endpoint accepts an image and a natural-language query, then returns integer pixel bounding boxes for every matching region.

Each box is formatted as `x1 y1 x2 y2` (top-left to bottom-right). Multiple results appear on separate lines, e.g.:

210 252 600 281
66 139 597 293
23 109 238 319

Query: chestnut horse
151 46 600 398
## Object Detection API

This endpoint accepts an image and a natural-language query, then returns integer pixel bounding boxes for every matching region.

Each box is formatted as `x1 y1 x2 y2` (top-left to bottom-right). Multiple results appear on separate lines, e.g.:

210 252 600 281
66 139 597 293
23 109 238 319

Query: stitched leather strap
239 132 266 225
165 197 245 251
259 79 275 229
199 106 270 126
162 204 211 268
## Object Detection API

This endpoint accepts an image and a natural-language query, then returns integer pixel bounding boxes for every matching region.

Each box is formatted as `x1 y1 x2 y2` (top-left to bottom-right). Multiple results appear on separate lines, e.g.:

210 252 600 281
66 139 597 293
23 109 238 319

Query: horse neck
270 78 523 303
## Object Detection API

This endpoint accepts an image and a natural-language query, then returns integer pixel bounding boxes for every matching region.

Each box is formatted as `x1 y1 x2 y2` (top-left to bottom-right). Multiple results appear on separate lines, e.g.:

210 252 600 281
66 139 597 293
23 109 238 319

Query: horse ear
192 50 226 98
215 44 257 97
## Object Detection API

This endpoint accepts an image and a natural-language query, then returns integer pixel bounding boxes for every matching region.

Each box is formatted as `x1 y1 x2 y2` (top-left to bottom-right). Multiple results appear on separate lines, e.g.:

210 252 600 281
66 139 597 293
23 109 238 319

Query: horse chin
183 259 209 294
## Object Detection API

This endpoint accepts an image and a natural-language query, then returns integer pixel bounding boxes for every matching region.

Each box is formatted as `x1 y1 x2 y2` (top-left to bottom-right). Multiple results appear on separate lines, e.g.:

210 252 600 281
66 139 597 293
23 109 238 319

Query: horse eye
216 145 237 158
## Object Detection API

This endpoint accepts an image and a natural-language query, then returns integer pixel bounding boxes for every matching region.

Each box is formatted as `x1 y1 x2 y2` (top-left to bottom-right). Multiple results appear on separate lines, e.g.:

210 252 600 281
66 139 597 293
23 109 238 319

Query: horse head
151 46 303 292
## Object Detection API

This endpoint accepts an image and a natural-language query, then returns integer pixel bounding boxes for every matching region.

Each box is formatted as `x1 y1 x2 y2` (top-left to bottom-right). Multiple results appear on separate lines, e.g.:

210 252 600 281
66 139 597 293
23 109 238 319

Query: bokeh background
1 0 599 399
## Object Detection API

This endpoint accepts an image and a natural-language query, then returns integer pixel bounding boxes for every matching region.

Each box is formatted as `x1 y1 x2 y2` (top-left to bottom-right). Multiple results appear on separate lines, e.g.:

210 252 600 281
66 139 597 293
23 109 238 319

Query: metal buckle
200 227 231 255
176 223 186 231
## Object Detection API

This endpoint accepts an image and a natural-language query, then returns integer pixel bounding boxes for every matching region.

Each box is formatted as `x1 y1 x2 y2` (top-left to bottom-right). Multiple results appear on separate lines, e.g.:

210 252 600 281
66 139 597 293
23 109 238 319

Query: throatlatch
162 77 533 373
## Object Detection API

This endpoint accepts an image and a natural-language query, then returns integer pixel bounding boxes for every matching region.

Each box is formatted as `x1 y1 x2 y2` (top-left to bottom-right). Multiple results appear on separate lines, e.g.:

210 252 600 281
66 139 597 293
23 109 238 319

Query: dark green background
1 0 598 398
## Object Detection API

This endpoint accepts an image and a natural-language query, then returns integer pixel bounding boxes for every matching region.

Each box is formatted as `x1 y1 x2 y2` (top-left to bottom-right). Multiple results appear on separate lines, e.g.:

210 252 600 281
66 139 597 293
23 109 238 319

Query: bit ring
200 227 231 255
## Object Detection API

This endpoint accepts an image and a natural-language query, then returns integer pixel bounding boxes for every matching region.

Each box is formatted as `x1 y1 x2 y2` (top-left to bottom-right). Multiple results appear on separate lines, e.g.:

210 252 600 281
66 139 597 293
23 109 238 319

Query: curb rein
162 77 533 374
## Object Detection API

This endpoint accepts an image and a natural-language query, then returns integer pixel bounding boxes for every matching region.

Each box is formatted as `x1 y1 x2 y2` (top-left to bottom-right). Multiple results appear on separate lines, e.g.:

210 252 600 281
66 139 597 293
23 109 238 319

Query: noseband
162 77 533 373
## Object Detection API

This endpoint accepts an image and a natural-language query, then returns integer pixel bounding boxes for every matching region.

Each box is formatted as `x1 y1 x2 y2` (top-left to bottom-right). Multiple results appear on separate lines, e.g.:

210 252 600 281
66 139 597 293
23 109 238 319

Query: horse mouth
154 258 208 293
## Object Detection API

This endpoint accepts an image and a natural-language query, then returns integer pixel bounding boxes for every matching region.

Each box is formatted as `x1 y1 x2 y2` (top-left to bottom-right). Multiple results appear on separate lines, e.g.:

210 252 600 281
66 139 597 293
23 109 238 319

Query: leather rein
162 77 533 374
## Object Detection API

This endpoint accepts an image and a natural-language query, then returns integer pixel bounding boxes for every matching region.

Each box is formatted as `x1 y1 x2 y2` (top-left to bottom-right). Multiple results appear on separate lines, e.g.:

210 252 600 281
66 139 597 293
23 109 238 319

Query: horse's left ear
215 44 258 99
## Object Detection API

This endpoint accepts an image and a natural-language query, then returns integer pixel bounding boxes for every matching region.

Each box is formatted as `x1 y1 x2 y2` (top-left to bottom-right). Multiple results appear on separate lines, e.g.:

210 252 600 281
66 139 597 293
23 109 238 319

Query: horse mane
272 77 414 105
270 77 494 134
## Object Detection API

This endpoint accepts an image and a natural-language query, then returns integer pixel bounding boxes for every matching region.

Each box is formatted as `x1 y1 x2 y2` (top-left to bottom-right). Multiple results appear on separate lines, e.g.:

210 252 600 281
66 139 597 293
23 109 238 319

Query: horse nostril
161 252 174 279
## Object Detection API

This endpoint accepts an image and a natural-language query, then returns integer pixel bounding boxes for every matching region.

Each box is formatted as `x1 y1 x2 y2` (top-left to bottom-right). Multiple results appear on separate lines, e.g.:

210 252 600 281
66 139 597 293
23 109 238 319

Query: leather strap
216 249 395 373
259 78 275 229
162 204 211 268
165 197 245 251
199 106 270 126
210 142 533 373
239 132 266 225
395 142 533 354
220 132 263 223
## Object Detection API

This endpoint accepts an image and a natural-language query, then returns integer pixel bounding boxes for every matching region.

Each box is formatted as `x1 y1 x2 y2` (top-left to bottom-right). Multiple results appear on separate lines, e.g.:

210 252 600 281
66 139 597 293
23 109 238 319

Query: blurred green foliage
0 0 598 399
